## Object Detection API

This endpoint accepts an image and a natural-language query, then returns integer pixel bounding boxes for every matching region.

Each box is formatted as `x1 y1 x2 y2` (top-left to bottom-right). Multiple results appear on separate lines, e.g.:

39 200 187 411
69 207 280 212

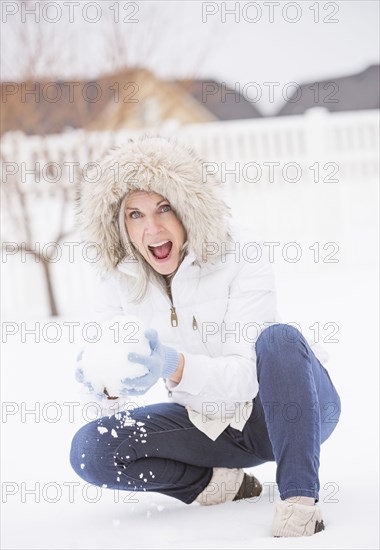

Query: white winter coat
76 137 329 441
89 221 329 441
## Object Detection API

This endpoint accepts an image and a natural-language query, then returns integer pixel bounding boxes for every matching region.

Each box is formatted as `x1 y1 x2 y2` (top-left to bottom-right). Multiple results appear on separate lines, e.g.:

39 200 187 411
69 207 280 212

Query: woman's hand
120 329 180 395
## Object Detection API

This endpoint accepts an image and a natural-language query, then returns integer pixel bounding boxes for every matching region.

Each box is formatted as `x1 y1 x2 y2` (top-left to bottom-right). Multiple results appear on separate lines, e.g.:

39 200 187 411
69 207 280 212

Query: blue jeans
70 324 341 504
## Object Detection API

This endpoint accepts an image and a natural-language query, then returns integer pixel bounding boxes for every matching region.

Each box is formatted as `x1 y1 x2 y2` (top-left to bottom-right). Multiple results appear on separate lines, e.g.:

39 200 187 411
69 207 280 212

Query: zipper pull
192 315 198 331
170 306 178 327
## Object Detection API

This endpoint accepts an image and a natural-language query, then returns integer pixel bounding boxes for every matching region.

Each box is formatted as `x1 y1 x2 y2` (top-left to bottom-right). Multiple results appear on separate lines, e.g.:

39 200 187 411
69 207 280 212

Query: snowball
79 315 151 397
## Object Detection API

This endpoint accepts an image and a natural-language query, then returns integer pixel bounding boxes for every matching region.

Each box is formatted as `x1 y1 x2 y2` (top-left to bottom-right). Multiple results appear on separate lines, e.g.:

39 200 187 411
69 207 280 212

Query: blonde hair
118 192 189 303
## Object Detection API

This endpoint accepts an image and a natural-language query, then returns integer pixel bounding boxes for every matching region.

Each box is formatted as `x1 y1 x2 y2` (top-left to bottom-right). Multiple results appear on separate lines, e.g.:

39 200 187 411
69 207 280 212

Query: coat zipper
165 276 178 328
170 306 178 327
166 276 197 330
169 306 198 331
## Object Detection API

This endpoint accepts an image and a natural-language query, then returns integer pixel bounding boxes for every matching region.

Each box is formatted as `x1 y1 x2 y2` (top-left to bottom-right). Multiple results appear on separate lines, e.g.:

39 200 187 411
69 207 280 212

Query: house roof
2 65 377 135
1 75 110 135
0 68 217 135
177 79 262 120
277 65 380 116
86 69 216 131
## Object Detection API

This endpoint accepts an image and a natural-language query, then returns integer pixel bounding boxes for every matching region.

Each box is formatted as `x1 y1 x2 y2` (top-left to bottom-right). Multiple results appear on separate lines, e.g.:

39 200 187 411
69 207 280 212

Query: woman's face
125 191 187 275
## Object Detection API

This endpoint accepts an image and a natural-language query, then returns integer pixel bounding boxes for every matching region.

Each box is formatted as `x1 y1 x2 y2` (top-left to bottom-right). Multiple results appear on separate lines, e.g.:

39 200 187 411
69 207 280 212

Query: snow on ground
2 260 378 549
1 179 379 549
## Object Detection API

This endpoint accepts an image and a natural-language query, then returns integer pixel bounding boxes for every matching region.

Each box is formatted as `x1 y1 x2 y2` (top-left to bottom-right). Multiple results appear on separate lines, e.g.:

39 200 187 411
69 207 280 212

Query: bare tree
2 136 74 315
1 0 72 81
100 1 225 129
1 1 100 316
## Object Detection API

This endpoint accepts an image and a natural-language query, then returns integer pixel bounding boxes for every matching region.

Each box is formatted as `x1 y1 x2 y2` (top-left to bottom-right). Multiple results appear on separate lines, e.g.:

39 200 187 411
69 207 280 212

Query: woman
70 136 341 537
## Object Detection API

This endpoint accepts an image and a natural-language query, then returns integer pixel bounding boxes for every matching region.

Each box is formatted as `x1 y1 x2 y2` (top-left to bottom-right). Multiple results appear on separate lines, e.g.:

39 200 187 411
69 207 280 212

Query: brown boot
233 472 262 501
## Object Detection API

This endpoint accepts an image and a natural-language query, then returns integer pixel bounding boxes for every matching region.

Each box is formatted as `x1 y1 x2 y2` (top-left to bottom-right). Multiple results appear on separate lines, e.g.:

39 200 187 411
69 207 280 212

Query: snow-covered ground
1 176 379 549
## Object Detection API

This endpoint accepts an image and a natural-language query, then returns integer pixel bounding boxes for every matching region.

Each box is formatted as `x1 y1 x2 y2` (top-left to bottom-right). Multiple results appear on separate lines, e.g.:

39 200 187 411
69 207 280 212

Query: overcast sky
1 0 379 114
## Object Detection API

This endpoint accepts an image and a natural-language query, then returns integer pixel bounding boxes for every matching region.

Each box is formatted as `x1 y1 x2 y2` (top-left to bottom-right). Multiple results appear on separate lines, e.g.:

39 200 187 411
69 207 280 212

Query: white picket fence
1 108 379 318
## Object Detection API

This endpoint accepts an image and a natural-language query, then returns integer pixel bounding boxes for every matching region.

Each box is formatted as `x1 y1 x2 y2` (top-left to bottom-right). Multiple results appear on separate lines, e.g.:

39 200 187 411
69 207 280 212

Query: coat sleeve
166 246 278 404
89 273 124 323
75 273 123 366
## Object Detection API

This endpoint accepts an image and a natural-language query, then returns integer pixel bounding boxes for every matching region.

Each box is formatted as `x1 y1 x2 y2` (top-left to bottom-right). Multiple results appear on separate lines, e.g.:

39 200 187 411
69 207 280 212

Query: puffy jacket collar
116 246 230 280
117 249 198 278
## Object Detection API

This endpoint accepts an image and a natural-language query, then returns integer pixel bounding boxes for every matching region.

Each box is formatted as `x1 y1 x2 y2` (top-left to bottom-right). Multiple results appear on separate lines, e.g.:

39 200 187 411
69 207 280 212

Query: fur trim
75 135 233 273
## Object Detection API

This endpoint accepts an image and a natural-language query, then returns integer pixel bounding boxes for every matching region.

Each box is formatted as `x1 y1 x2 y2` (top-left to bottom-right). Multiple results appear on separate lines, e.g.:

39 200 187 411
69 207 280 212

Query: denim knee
70 423 94 482
69 420 117 486
255 323 305 360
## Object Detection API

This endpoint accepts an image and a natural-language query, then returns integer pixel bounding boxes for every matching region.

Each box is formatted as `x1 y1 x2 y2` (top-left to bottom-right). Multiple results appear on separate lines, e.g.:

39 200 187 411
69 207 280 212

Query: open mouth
148 240 173 262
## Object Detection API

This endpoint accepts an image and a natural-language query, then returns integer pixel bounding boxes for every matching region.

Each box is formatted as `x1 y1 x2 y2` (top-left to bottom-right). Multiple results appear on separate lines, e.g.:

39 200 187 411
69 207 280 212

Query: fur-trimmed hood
76 135 233 273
